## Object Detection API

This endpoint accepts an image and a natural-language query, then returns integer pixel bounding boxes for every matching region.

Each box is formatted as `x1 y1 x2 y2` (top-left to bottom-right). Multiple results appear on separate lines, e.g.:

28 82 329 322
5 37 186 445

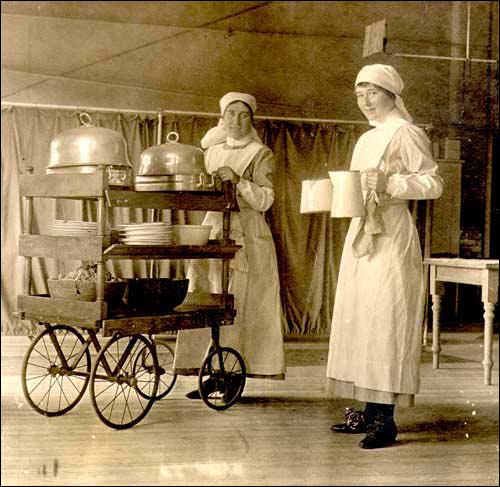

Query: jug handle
195 173 204 188
207 173 217 188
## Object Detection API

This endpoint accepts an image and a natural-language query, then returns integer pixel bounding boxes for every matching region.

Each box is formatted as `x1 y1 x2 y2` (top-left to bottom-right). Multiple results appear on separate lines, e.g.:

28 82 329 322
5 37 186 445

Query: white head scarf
201 92 262 149
219 92 257 115
355 64 413 124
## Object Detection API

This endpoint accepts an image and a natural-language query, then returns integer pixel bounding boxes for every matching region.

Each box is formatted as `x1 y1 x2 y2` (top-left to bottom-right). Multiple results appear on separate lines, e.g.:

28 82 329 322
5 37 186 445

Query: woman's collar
369 107 406 128
226 134 254 147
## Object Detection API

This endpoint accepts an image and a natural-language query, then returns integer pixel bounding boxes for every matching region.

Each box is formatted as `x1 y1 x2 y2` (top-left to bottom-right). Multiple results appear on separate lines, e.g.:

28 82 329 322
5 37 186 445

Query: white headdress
355 64 412 123
201 92 262 149
219 92 257 115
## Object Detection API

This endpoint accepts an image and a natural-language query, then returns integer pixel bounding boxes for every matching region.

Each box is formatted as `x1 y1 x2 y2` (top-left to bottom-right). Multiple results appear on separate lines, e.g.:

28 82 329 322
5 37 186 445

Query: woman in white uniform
173 92 286 398
326 65 443 449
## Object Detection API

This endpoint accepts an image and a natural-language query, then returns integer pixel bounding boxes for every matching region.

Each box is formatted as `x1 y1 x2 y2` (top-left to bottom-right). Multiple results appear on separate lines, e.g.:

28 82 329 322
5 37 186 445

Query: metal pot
135 131 214 191
46 113 133 186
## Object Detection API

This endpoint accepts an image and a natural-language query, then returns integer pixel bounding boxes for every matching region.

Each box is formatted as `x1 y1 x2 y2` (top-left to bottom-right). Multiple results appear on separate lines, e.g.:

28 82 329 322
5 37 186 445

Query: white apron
326 116 425 396
173 142 286 378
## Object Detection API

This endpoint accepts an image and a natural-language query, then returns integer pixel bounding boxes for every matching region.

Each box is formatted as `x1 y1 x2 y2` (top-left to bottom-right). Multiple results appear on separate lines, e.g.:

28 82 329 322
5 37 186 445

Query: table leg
482 302 495 385
431 294 442 369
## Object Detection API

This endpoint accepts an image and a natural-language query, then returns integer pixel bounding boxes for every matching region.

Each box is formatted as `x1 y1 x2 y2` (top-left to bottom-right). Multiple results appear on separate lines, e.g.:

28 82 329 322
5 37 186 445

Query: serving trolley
16 167 246 429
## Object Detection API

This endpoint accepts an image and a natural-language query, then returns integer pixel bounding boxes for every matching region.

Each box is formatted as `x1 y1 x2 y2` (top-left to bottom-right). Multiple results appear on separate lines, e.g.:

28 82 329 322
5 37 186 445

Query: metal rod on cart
152 112 163 279
157 111 163 145
221 182 234 300
148 208 160 278
96 167 107 312
22 167 34 295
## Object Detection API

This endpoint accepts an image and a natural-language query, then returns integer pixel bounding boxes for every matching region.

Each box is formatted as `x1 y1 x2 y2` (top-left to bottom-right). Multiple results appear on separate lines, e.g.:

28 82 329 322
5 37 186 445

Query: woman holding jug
326 64 443 449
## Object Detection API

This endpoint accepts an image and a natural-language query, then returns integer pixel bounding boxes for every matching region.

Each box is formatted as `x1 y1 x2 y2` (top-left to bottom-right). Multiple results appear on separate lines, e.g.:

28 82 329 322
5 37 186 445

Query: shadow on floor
284 347 474 366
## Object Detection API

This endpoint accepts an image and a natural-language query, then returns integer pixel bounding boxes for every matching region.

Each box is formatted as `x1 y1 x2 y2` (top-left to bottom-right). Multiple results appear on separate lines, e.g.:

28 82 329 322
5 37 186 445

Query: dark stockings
363 402 395 426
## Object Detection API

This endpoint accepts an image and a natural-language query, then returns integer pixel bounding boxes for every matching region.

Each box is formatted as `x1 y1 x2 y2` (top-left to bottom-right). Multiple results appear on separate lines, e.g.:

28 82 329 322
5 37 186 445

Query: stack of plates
118 223 172 245
51 220 97 236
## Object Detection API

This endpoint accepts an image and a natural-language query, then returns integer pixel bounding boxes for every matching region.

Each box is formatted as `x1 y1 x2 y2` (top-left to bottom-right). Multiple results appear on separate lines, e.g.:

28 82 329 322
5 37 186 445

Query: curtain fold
268 122 362 336
1 106 363 336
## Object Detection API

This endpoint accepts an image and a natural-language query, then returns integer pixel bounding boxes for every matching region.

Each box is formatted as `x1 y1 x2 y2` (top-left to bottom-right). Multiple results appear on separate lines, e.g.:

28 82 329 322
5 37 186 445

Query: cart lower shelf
17 292 235 335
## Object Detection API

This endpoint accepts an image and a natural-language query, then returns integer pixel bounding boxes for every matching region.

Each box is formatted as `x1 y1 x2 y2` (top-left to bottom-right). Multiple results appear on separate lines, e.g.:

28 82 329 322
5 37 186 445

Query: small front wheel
21 324 91 416
90 334 158 430
198 347 246 411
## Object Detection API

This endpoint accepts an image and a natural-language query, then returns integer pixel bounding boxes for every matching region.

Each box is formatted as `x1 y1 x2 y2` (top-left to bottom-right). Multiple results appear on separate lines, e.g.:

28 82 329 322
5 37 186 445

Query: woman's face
355 83 396 122
223 101 253 140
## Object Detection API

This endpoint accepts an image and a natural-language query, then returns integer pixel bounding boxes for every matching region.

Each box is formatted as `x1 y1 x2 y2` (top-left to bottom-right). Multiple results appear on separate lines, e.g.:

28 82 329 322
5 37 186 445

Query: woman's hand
364 168 387 192
216 166 240 184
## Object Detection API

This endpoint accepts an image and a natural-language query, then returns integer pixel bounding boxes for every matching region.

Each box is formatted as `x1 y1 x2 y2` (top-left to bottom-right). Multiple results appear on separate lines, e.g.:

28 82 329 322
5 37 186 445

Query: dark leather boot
359 404 398 449
331 407 367 434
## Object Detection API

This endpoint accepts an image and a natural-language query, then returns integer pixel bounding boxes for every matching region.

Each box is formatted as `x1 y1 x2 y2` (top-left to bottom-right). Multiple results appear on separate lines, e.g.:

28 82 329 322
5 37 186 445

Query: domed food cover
46 112 133 186
135 132 215 191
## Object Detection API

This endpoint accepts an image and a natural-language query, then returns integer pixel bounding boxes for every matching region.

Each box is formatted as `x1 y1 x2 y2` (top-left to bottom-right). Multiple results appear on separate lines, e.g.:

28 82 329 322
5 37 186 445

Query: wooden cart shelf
17 294 103 328
17 292 236 333
101 306 236 337
19 173 239 212
106 189 239 211
19 235 111 260
20 172 108 199
104 243 242 259
19 235 241 260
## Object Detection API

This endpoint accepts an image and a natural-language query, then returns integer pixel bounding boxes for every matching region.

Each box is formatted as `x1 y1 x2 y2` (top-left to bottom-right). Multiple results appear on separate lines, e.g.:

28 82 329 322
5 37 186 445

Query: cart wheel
21 324 91 416
90 334 159 430
198 347 246 411
132 337 177 401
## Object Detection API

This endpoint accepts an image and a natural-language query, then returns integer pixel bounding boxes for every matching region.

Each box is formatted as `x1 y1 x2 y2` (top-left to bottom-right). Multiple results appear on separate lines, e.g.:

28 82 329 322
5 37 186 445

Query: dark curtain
261 121 364 336
1 106 363 336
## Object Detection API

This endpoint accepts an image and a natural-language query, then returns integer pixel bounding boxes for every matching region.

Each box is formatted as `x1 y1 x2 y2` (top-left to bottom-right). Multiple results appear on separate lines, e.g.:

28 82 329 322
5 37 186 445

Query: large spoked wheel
21 324 91 416
132 337 177 401
90 334 159 430
198 347 246 411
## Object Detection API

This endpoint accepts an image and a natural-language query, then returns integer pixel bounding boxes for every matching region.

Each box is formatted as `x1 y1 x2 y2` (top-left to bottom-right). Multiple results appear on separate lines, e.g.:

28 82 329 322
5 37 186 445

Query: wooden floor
1 326 498 486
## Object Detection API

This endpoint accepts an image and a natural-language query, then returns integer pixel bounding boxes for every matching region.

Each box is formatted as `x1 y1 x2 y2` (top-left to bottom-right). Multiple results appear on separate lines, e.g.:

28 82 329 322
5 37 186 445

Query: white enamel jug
299 178 333 214
328 170 365 218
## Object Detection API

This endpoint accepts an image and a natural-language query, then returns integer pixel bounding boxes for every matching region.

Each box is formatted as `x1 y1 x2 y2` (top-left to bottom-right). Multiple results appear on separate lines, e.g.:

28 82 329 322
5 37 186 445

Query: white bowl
171 225 212 245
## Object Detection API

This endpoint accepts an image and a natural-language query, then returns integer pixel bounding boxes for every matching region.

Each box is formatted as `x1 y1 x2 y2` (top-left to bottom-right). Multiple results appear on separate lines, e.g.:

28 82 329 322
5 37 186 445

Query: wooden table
424 258 499 385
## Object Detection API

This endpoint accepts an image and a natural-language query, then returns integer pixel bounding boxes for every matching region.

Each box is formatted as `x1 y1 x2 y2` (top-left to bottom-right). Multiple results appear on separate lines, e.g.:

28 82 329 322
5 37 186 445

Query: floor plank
1 328 498 486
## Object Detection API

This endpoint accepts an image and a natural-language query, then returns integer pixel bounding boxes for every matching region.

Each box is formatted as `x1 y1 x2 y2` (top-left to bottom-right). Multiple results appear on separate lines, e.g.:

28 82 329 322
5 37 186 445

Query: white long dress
173 140 286 379
326 110 443 406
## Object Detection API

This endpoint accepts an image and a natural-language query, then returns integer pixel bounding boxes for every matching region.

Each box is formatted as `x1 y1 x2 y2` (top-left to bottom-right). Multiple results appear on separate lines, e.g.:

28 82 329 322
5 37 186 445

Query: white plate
52 228 96 230
118 223 169 229
51 230 96 235
52 226 97 231
53 221 97 227
52 227 97 231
